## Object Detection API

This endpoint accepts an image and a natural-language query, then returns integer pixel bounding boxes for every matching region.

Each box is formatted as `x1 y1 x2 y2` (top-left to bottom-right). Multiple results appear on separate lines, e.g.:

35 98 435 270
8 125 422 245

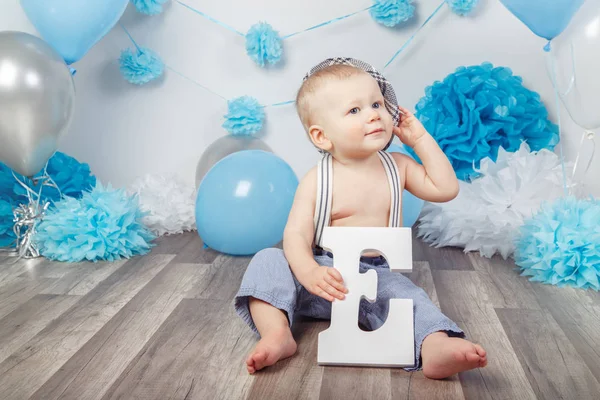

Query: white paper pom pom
417 143 572 259
129 174 196 236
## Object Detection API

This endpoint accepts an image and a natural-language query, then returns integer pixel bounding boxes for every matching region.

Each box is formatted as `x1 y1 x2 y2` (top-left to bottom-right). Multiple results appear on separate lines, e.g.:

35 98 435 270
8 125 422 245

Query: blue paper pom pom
0 164 14 197
131 0 168 16
413 62 559 181
12 152 96 203
245 22 283 67
1 161 21 247
0 199 13 247
34 183 155 262
370 0 415 27
43 152 96 200
515 196 600 291
446 0 479 16
0 152 95 248
222 96 265 136
119 47 164 85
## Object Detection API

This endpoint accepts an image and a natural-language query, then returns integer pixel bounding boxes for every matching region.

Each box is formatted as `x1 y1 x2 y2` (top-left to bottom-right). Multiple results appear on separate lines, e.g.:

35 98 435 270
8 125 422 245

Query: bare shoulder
389 151 413 171
285 166 317 232
294 166 318 201
299 165 318 189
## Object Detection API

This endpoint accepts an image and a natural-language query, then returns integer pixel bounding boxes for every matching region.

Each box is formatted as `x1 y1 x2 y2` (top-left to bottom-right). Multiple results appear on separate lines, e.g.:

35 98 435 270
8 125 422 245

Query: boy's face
310 73 394 157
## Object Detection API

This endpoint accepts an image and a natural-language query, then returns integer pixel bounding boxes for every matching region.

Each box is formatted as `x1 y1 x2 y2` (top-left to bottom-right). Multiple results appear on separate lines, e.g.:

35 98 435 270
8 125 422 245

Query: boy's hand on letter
301 265 348 302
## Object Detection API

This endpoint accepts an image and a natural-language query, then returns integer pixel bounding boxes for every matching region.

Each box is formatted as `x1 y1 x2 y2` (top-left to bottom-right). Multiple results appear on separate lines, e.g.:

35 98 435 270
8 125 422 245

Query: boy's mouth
366 128 384 136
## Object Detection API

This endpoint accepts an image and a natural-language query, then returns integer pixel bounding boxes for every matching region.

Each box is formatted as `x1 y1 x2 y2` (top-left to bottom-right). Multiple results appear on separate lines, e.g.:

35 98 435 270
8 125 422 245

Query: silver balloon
195 136 272 189
0 31 75 177
547 0 600 130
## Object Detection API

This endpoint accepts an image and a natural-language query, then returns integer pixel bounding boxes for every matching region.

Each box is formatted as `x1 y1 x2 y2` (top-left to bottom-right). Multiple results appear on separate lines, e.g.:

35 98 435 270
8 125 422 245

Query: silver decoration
0 171 60 258
195 136 272 189
0 31 76 177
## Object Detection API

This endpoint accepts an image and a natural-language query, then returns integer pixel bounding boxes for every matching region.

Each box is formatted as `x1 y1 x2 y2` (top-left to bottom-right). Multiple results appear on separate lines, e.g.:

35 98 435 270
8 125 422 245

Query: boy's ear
309 125 332 152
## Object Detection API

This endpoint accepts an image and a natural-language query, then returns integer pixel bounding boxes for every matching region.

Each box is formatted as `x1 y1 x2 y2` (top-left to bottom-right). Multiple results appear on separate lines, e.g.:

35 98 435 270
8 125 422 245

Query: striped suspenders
313 151 402 248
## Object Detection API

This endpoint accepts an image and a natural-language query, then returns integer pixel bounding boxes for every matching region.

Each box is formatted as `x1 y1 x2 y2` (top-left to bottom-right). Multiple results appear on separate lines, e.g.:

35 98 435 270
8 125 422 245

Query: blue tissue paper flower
413 62 559 181
0 163 14 196
34 183 155 262
0 199 13 247
12 152 96 203
43 152 96 200
119 47 164 85
131 0 168 16
370 0 415 27
1 161 22 248
0 152 95 248
245 22 283 67
446 0 479 16
222 96 265 136
515 196 600 291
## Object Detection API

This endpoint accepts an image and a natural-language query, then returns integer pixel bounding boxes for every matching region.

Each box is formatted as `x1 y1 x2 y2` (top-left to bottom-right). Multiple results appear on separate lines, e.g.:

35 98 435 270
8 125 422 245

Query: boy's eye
373 102 381 109
349 107 359 114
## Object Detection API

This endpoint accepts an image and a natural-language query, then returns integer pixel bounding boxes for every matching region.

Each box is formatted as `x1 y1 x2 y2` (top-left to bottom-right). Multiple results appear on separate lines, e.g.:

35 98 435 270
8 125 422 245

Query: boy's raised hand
393 106 428 148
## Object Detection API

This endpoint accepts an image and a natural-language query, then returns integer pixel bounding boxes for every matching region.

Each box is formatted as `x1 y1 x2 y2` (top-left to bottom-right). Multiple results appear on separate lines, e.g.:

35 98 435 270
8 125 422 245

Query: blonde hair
295 64 367 131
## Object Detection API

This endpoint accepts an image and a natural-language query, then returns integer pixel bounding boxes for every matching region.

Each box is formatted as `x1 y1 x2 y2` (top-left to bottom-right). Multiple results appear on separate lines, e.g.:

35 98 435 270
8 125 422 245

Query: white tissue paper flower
129 174 196 236
417 142 572 259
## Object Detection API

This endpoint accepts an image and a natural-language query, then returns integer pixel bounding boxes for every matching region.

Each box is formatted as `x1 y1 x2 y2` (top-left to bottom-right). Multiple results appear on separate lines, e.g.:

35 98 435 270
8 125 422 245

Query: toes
246 355 256 374
246 352 258 374
474 344 487 368
466 351 481 363
474 344 487 357
253 352 269 371
247 350 268 373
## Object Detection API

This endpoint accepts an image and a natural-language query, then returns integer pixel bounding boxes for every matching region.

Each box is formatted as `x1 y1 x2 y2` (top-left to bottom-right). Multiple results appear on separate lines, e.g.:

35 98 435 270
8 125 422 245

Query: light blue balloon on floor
196 150 298 256
499 0 584 40
20 0 129 64
386 143 425 227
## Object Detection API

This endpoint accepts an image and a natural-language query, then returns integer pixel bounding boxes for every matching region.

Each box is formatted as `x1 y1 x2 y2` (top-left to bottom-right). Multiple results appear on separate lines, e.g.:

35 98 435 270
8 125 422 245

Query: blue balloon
500 0 584 40
196 150 298 256
386 143 425 227
20 0 129 64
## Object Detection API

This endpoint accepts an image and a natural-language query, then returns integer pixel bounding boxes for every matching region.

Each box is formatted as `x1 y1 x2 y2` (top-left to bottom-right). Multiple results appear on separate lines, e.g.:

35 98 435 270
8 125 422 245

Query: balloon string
562 43 577 96
7 163 54 260
42 167 62 198
12 172 38 201
572 130 595 182
548 45 569 197
10 162 59 204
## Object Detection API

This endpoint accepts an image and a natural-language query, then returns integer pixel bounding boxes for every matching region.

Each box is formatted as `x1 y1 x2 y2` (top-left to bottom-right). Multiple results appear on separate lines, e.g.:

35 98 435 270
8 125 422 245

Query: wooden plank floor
0 231 599 399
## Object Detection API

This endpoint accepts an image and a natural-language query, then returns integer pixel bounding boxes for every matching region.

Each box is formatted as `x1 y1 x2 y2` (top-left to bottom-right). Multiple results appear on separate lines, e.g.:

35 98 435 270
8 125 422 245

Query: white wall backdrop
1 0 597 195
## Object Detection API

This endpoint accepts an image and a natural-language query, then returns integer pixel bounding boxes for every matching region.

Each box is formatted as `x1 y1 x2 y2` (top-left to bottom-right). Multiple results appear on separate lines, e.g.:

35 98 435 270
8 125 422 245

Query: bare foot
421 332 487 379
246 327 297 374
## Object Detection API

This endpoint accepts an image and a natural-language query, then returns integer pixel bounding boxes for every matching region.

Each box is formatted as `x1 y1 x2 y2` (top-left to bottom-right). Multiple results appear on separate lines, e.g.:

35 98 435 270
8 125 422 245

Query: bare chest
330 169 394 227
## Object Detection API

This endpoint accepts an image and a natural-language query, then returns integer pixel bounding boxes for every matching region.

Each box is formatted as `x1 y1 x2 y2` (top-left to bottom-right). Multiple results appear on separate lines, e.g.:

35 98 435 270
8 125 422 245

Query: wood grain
0 235 597 399
0 254 173 400
31 262 207 400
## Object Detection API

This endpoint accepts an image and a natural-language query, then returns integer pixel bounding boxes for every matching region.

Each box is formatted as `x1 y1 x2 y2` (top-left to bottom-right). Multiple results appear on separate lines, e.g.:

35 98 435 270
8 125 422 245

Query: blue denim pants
234 248 464 370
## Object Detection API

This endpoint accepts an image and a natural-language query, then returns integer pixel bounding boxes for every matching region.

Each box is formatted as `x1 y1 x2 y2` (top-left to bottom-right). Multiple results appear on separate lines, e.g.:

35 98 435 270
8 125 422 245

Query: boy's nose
368 110 381 122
